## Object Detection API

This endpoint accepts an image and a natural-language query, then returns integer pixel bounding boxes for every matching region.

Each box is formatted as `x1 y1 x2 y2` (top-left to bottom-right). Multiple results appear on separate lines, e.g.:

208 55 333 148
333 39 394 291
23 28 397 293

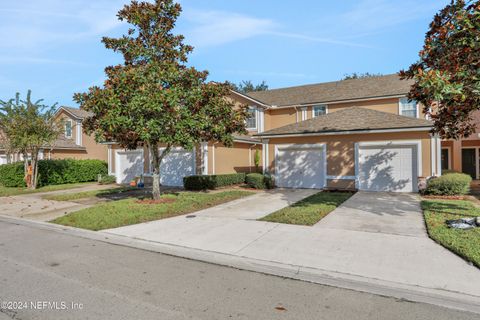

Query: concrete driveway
105 190 480 309
314 191 426 236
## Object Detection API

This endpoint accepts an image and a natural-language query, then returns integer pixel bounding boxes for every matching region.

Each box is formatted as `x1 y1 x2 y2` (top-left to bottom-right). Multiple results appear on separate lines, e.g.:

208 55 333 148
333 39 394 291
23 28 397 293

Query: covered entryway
275 144 326 189
159 147 195 187
357 142 419 192
115 150 144 184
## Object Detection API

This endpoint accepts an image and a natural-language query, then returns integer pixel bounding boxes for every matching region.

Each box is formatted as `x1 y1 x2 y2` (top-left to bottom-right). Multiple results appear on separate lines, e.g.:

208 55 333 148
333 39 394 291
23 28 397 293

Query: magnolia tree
400 0 480 139
0 91 61 189
74 0 247 199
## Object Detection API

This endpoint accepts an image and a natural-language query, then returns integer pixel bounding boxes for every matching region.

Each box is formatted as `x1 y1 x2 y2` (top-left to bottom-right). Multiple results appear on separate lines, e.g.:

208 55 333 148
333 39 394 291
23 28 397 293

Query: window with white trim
65 120 73 138
312 105 327 117
246 107 257 130
399 98 418 118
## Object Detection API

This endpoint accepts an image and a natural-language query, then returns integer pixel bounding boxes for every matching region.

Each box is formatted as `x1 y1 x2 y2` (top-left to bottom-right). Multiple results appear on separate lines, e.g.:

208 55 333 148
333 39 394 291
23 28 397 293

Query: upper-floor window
399 98 418 118
312 105 327 118
246 107 257 130
65 120 73 138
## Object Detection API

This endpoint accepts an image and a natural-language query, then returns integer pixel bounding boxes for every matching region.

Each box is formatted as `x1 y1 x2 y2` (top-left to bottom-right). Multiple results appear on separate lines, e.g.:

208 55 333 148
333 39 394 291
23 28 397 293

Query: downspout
249 144 258 173
212 142 218 175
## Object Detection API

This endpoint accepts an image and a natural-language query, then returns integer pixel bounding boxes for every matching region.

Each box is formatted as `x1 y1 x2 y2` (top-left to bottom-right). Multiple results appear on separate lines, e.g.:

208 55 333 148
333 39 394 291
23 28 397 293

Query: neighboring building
0 106 108 164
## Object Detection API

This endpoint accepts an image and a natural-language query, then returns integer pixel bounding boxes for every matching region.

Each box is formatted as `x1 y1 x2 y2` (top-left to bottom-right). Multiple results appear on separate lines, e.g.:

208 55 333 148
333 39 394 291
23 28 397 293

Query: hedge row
424 173 472 196
245 173 274 189
0 159 108 187
183 173 246 190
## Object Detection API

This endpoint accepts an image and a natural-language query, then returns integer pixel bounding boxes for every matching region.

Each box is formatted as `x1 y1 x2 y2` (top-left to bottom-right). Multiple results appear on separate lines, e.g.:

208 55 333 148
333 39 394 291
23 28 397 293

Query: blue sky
0 0 447 107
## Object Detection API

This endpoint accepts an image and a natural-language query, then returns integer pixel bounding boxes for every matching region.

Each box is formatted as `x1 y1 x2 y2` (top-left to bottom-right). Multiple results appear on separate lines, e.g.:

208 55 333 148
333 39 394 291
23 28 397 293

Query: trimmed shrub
183 173 246 190
0 159 107 188
424 173 472 196
0 162 26 187
245 173 271 189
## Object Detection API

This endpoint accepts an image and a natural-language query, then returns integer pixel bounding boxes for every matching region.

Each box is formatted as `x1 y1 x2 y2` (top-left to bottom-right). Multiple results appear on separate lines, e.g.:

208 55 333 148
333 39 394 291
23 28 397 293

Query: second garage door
276 145 326 189
358 144 418 192
160 147 195 187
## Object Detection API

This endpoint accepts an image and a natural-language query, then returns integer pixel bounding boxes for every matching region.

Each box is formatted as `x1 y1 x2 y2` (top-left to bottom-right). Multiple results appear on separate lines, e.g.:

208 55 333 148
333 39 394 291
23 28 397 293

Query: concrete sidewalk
104 191 480 313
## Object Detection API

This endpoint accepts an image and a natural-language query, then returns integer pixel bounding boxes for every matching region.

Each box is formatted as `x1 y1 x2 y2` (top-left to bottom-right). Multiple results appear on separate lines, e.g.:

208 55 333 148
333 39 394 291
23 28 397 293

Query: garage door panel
276 147 325 189
358 145 417 192
160 148 195 187
116 151 144 184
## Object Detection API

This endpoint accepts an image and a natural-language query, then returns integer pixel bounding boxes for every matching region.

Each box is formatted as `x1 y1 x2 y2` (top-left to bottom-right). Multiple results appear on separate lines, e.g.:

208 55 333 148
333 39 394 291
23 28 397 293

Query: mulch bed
422 195 467 200
135 198 176 205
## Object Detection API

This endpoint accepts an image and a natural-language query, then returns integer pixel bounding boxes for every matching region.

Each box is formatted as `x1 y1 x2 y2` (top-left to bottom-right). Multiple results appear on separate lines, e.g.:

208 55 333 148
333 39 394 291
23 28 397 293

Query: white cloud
0 0 126 51
180 7 374 49
339 0 442 33
181 9 276 47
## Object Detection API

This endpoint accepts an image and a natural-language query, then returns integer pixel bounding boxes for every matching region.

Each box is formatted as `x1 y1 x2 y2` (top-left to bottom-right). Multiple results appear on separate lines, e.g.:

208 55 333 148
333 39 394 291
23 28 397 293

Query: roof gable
55 106 92 120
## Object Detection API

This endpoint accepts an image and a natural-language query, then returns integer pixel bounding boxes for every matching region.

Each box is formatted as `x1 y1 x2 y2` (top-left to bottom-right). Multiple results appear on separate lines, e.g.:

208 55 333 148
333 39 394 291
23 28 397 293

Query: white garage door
160 148 195 187
276 145 325 189
115 150 144 184
358 145 418 192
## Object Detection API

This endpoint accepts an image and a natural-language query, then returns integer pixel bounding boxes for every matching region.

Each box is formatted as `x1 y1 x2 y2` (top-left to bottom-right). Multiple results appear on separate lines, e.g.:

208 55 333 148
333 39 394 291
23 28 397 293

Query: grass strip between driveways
259 191 354 226
421 199 480 268
43 186 133 201
0 182 95 197
52 190 254 231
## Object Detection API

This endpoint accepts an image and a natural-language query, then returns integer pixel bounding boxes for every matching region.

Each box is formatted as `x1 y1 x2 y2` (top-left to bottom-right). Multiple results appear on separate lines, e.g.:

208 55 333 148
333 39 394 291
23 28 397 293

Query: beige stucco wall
264 131 433 189
266 108 298 130
208 142 262 175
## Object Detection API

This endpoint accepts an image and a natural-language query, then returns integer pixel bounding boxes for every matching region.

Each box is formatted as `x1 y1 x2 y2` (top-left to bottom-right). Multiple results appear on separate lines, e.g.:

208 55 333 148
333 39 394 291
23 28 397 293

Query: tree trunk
31 149 39 190
149 142 171 200
23 152 29 188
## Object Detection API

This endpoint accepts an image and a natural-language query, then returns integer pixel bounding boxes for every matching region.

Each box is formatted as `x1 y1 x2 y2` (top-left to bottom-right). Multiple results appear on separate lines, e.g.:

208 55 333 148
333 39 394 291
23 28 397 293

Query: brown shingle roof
61 106 93 119
246 74 413 107
255 107 432 137
51 134 86 150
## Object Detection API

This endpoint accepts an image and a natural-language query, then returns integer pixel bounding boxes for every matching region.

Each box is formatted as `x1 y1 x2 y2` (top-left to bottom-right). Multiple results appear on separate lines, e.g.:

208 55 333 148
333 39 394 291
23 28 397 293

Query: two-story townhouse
0 106 108 164
108 74 479 192
110 74 435 192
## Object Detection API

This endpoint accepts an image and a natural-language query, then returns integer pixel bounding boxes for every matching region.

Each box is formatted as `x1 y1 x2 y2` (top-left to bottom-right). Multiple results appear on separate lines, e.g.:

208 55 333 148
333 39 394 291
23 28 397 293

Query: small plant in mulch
135 198 176 205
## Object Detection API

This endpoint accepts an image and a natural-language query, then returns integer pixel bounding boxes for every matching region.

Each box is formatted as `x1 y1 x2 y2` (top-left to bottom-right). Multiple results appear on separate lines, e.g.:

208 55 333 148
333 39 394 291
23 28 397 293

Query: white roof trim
54 106 84 120
229 90 270 108
256 126 432 138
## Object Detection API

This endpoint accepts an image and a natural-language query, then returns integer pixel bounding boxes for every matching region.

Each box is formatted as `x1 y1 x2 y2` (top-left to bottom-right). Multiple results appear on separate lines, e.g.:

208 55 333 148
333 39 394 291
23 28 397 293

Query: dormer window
246 107 257 130
65 120 73 138
312 105 327 118
399 98 418 118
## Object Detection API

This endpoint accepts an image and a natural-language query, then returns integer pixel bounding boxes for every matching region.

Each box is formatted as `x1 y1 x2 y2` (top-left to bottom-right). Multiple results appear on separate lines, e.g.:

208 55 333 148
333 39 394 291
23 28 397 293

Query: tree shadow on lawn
77 186 183 204
421 199 480 217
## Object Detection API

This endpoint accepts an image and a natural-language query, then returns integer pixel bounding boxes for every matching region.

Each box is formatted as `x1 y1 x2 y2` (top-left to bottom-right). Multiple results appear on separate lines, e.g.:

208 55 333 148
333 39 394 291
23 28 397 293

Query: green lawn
0 182 96 197
43 186 132 201
52 190 254 231
422 199 480 268
259 191 354 226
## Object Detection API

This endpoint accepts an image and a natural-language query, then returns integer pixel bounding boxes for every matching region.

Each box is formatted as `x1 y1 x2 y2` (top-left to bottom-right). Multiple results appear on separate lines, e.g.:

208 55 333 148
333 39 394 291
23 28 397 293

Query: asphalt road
0 219 477 320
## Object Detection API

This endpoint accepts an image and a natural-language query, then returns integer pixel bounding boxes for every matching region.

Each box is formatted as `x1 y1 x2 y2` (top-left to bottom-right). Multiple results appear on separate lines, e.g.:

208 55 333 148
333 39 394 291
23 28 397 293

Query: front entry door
462 149 476 179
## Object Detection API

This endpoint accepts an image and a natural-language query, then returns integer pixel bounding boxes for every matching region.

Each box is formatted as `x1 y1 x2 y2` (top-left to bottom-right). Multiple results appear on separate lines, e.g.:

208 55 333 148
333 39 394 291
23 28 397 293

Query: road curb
1 214 479 315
